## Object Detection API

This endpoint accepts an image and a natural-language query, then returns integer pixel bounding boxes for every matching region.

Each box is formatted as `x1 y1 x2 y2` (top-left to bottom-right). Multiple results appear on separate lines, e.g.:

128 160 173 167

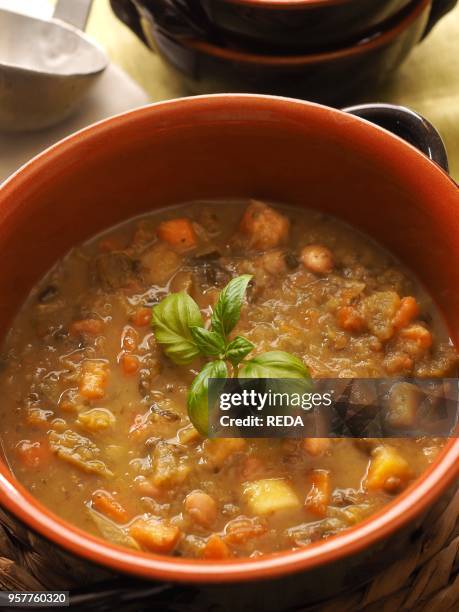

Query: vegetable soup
0 200 456 559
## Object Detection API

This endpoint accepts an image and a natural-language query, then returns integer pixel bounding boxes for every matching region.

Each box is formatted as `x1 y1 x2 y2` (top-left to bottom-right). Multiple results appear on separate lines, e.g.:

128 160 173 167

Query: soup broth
0 200 456 559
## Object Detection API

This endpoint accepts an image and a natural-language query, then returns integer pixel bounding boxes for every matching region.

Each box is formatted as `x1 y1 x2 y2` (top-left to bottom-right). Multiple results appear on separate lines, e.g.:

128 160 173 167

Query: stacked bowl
110 0 457 104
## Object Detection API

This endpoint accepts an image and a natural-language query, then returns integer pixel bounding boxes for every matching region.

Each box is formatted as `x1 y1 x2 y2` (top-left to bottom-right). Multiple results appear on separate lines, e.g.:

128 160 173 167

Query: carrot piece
157 218 197 252
129 518 181 553
69 319 104 336
131 307 151 327
399 324 433 349
337 306 365 333
392 296 420 331
16 441 51 469
92 490 129 523
304 469 331 518
79 361 109 400
202 534 231 559
121 354 140 375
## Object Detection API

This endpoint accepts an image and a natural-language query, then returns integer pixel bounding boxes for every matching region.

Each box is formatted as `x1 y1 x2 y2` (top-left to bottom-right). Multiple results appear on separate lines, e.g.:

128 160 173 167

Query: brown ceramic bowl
110 0 450 105
0 95 458 609
197 0 415 50
111 0 457 51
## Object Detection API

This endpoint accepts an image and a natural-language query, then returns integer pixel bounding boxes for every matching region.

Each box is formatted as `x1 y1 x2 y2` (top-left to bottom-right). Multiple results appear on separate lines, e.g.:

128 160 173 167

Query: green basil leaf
238 350 310 379
190 326 226 357
211 274 253 339
188 360 228 435
224 336 254 367
151 291 203 365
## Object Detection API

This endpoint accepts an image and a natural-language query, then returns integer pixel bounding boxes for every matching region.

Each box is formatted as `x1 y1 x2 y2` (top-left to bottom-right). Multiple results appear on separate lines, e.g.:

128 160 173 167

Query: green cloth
87 1 459 180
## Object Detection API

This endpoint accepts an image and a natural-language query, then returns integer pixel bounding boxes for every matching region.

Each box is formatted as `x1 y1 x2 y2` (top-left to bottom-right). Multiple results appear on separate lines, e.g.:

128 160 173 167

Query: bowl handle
110 0 213 45
422 0 457 39
343 103 449 173
110 0 149 45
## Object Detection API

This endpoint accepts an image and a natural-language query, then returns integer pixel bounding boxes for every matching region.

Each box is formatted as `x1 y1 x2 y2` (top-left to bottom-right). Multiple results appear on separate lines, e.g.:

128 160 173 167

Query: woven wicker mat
1 489 458 611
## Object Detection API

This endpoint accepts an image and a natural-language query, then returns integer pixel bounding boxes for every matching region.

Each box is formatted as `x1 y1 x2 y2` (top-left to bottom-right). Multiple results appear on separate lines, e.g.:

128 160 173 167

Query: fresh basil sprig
211 274 252 339
151 291 203 365
238 350 309 379
151 274 310 435
188 360 228 435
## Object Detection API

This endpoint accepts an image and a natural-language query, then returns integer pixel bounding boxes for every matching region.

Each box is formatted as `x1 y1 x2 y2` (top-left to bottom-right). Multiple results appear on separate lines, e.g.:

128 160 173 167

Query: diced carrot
202 534 231 559
129 518 181 553
131 307 152 327
79 361 109 400
121 354 140 375
304 469 331 518
392 296 420 331
121 326 139 351
157 218 197 252
92 490 129 523
399 324 433 349
16 441 51 469
69 319 104 336
303 438 331 457
337 306 365 333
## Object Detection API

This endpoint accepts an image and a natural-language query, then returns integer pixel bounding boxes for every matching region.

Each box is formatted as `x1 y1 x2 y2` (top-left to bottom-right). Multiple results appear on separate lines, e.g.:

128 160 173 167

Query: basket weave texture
0 489 458 611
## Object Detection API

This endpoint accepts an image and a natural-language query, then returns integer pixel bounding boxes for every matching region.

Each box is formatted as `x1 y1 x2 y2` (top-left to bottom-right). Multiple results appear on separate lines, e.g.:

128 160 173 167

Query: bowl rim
0 94 458 584
157 0 429 64
222 0 392 9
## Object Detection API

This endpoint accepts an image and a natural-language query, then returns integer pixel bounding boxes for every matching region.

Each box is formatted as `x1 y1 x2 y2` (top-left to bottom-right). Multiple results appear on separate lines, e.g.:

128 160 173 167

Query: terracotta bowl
0 95 458 609
110 0 452 105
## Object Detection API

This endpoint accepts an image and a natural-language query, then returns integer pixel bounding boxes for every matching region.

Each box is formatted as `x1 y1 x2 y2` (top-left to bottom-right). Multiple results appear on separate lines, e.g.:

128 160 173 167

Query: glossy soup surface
0 200 456 559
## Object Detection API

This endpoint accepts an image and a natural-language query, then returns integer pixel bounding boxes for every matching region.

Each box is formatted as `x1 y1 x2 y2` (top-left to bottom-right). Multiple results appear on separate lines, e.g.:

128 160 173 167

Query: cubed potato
366 445 413 492
243 478 300 515
140 242 181 285
386 382 421 429
77 408 116 432
79 360 109 400
203 438 246 469
362 291 401 341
